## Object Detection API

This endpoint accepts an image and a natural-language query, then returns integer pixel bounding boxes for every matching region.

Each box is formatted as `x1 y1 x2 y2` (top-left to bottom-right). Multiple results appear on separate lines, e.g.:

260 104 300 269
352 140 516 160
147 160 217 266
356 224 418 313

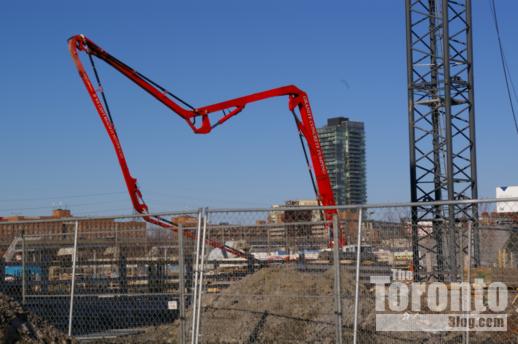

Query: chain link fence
0 199 517 343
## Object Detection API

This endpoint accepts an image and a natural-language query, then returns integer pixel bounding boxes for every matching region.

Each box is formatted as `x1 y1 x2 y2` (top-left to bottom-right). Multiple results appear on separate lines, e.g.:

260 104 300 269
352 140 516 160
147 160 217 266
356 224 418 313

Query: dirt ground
90 266 517 343
0 292 75 344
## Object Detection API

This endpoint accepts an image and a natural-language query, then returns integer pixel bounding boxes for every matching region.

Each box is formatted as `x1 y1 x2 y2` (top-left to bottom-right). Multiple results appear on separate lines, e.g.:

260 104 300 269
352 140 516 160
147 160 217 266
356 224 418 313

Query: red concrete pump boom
68 34 342 256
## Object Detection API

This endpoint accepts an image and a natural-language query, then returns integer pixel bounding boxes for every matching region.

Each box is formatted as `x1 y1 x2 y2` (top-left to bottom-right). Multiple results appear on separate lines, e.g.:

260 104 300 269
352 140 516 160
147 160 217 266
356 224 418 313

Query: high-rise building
317 117 366 205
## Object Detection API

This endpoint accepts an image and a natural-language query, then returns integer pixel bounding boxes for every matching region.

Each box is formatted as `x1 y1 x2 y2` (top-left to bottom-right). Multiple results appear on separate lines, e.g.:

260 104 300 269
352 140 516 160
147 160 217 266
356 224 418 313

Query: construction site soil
0 293 74 344
91 267 517 344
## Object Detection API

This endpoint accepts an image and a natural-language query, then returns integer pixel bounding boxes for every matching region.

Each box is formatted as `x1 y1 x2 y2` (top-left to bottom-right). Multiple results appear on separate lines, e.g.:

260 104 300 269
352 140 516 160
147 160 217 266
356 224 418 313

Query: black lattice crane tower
405 0 479 280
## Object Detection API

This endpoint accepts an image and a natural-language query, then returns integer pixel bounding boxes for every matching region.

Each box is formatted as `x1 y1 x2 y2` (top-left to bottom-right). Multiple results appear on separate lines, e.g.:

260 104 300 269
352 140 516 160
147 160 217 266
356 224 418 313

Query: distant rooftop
326 117 349 126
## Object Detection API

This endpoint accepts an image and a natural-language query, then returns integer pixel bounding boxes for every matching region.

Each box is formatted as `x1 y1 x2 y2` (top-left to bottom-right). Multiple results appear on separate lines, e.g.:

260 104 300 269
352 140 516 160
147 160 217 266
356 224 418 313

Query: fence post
465 221 472 344
22 231 26 305
353 208 363 344
68 221 79 337
194 208 208 344
178 224 186 344
191 209 203 344
332 214 343 344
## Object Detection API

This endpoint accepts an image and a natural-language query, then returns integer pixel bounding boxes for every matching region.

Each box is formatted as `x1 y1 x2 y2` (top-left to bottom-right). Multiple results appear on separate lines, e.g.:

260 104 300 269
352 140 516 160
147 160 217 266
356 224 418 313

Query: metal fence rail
0 198 517 343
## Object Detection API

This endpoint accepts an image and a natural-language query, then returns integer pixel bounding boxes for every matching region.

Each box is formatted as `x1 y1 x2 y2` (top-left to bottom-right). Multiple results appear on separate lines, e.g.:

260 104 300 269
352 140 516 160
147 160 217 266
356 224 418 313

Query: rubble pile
0 293 74 344
98 267 506 343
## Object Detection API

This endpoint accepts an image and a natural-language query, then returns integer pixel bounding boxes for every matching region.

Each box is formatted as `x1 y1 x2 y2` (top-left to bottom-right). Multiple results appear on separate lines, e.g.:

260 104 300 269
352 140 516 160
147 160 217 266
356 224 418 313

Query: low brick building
0 209 147 245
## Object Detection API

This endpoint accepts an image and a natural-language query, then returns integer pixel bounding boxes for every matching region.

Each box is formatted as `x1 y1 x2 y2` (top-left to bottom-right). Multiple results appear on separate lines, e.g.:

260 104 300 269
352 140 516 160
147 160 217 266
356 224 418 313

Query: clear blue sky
1 1 517 216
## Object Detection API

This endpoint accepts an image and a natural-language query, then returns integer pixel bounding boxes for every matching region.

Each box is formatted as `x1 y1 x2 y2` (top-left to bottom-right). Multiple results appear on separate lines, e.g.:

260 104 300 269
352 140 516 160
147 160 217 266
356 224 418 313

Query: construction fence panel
352 201 518 344
349 205 464 344
193 208 338 343
1 225 79 334
475 199 518 341
0 211 201 339
68 211 200 338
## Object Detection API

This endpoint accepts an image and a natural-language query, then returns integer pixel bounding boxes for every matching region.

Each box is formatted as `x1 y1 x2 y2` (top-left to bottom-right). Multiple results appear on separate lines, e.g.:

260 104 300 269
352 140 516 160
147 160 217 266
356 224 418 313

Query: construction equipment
405 0 479 281
67 34 341 255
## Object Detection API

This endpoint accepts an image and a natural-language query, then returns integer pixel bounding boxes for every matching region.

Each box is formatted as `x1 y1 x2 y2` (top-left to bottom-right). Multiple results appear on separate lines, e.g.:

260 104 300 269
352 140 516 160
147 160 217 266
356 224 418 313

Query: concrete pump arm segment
68 34 343 254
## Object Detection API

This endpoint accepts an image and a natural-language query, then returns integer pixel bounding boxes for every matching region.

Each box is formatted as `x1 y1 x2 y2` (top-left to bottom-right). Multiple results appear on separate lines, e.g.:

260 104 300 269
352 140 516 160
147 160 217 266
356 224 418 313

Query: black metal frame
405 0 479 280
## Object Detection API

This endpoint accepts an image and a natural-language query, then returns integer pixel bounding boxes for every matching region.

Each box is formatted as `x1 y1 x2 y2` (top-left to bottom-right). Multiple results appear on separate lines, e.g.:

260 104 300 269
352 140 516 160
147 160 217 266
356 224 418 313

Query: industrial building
0 209 147 255
317 117 367 205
